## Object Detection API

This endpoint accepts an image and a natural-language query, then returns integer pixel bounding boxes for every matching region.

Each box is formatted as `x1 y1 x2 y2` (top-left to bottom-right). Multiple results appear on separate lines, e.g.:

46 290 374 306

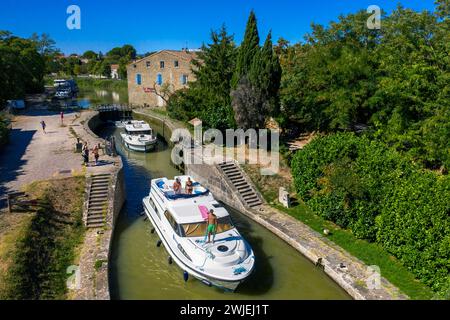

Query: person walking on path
92 143 100 166
60 111 64 125
82 141 89 166
40 120 46 134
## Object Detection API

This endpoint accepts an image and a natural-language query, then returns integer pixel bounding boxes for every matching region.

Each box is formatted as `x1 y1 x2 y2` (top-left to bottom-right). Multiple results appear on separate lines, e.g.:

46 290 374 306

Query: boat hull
143 197 244 291
121 135 157 153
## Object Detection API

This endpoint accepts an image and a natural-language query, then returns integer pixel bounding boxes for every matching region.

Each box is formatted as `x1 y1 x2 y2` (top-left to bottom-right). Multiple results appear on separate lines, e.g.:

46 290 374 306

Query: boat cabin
150 176 236 238
124 121 153 136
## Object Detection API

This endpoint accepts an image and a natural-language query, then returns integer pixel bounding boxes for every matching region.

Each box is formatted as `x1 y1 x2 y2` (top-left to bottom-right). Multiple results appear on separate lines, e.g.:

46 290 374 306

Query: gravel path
0 110 83 196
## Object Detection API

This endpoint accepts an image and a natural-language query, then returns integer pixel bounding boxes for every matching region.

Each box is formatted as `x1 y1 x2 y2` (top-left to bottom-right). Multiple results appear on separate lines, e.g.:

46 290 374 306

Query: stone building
127 50 197 107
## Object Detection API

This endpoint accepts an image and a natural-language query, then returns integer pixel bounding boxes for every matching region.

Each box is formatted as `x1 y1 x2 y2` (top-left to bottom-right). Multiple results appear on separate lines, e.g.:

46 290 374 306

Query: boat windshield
127 130 152 135
180 216 234 238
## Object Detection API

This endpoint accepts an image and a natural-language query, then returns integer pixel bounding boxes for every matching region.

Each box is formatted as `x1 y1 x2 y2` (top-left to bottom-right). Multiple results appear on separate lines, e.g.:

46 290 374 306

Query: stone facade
127 50 197 107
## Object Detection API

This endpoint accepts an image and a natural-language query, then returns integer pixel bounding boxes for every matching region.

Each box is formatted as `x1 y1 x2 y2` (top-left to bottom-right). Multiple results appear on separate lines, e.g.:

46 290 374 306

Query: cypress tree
232 10 260 87
249 31 282 115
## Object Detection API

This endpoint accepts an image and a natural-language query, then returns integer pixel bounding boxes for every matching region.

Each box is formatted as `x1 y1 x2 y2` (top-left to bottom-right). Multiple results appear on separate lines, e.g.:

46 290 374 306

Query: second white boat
120 120 157 152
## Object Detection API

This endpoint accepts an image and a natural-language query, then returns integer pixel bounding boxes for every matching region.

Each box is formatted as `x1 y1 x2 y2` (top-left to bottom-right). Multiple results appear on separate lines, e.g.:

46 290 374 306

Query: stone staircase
86 174 111 228
217 161 263 208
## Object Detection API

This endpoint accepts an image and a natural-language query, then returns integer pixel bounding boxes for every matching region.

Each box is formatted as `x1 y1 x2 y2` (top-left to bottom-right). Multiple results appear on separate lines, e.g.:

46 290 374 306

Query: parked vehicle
7 100 25 110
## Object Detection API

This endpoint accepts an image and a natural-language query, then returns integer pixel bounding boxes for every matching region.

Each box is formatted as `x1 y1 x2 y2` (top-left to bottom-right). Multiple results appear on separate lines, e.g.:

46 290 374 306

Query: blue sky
0 0 437 55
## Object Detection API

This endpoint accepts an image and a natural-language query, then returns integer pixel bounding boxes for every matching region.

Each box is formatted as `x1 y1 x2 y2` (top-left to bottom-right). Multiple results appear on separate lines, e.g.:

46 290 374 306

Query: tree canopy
280 4 450 171
167 25 237 130
0 32 45 107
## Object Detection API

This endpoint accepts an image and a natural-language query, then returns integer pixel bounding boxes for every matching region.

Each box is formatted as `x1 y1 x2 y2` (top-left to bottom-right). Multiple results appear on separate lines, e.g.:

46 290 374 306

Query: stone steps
217 162 262 209
86 174 111 229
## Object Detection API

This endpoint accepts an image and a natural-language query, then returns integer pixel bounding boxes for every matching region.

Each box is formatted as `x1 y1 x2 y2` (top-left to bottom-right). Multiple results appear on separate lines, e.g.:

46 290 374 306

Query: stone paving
246 204 408 300
0 108 121 300
68 111 123 300
0 110 84 197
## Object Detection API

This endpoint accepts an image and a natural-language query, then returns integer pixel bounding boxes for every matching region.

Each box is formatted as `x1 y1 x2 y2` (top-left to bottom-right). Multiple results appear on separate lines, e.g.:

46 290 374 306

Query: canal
95 124 350 300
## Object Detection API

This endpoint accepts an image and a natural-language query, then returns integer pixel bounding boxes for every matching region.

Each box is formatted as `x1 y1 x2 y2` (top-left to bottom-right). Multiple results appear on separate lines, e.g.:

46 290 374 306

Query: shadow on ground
0 128 36 206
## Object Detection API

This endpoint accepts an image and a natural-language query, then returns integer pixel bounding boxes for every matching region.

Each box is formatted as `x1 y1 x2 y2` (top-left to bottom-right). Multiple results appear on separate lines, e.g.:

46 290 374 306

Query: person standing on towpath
40 120 46 134
92 143 100 166
82 141 89 166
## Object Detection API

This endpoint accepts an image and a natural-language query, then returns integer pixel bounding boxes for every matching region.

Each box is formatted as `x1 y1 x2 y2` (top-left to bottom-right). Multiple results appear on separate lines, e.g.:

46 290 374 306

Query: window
181 74 188 85
149 198 160 219
164 211 182 236
160 61 165 69
133 64 136 68
180 216 235 238
135 73 142 85
146 61 151 68
156 73 163 85
174 60 179 68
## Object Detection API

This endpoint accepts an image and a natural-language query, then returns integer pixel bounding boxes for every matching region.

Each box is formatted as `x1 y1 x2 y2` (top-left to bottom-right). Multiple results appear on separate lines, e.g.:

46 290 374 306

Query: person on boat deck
173 178 182 194
206 209 218 244
186 177 194 195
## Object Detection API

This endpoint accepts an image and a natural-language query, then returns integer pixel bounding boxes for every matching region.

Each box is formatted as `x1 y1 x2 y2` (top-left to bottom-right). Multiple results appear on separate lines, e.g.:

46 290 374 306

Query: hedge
291 132 450 293
0 115 10 147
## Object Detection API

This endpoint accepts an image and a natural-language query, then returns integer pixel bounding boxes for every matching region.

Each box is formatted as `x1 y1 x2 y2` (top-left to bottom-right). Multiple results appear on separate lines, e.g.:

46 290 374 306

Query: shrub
291 132 450 293
0 115 10 147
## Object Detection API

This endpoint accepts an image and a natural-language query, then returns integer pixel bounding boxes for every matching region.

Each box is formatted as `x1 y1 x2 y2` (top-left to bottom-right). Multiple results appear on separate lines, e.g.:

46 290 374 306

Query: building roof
128 49 199 67
110 64 119 69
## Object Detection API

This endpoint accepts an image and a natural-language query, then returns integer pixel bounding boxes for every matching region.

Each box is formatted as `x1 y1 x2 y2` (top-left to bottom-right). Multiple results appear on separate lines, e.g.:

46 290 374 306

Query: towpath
0 109 117 199
0 110 83 197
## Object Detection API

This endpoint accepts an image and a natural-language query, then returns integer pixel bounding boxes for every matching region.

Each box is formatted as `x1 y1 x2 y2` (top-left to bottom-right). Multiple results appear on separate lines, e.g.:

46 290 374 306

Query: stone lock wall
186 162 247 213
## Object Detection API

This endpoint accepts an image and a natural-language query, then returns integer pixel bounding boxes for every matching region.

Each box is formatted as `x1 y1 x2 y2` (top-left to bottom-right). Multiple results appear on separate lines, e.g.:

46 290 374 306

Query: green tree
29 33 57 55
0 32 45 106
249 31 282 115
82 50 98 60
232 10 260 87
168 25 237 130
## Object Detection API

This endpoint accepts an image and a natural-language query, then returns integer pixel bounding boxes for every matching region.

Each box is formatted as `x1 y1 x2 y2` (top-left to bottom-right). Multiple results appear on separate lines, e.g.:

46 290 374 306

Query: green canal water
76 86 128 108
98 125 351 300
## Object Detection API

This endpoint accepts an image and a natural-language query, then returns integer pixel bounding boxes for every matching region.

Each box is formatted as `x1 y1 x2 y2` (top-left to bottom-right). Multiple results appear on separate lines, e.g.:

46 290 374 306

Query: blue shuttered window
136 74 142 85
181 74 188 85
157 74 163 85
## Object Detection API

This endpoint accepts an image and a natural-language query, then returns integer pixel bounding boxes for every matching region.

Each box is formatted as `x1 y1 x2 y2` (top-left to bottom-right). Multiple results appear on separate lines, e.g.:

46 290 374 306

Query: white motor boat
120 120 157 152
142 175 255 291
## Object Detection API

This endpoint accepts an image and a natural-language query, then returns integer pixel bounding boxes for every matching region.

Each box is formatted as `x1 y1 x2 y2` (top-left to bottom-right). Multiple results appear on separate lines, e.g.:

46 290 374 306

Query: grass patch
76 77 127 91
243 162 436 300
94 259 107 271
0 175 86 299
0 213 33 299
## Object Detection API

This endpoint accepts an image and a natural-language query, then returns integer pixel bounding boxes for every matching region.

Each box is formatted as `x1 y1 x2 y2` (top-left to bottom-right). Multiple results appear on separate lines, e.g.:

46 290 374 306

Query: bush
291 132 450 293
0 115 10 147
376 172 450 292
